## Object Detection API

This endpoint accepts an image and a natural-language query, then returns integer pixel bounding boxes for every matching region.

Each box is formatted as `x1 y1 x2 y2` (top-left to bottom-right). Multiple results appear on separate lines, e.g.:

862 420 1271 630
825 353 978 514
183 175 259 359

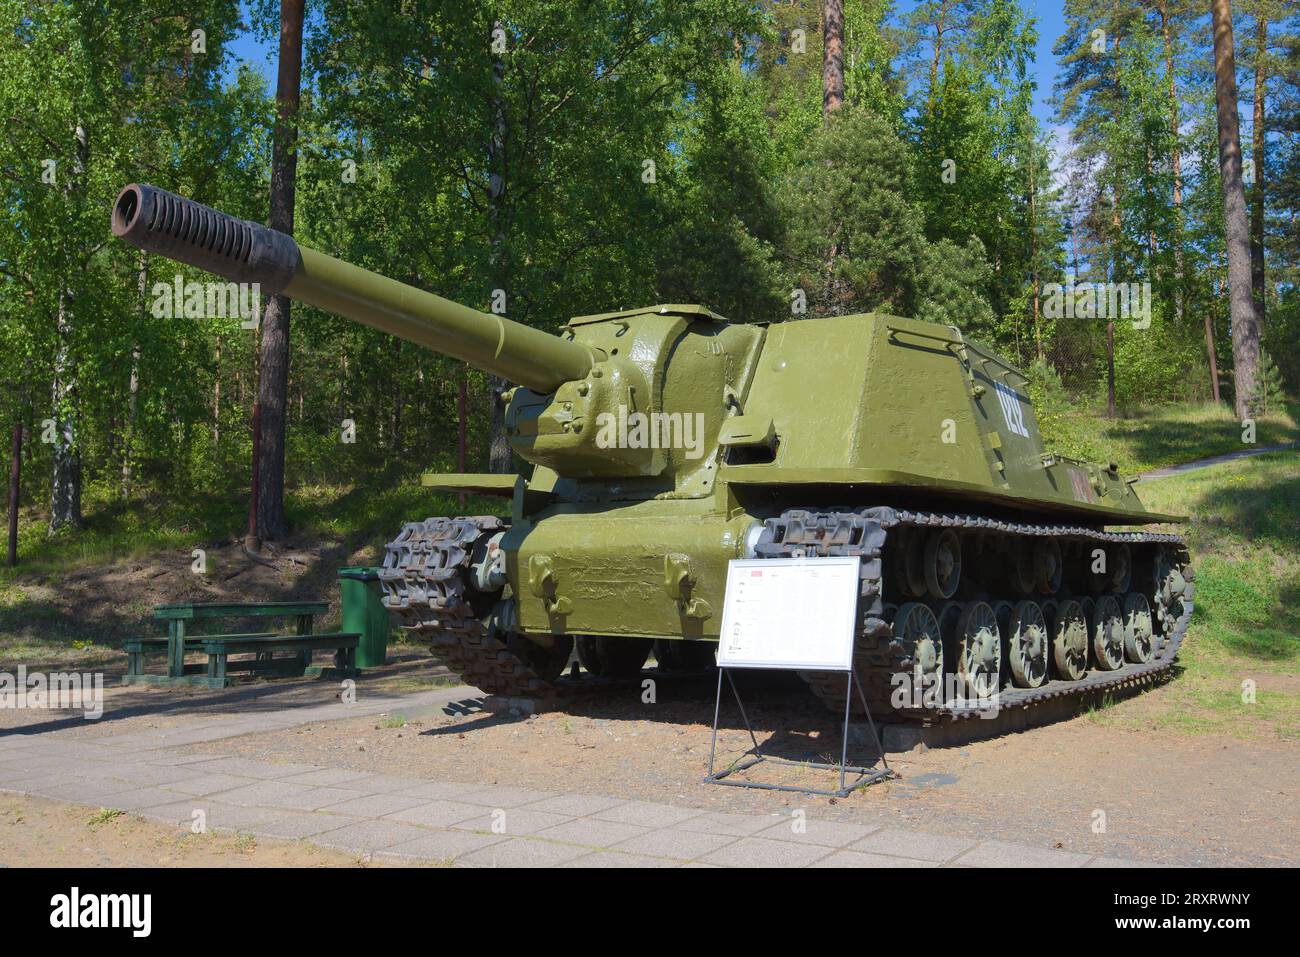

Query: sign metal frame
705 557 894 799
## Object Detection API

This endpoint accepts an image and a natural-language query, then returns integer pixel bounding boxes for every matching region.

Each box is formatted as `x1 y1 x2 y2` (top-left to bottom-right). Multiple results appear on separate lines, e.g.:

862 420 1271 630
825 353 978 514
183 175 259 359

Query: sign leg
706 667 724 779
853 666 891 773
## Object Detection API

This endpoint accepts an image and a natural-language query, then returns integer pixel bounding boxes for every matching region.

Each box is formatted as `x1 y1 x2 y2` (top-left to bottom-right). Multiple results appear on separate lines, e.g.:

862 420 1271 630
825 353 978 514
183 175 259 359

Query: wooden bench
124 601 333 687
124 633 277 682
199 632 360 686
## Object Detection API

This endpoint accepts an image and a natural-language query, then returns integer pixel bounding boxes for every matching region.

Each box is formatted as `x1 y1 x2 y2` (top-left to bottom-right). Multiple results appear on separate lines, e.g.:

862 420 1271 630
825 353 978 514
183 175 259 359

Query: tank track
379 515 561 698
380 507 1194 722
754 507 1194 720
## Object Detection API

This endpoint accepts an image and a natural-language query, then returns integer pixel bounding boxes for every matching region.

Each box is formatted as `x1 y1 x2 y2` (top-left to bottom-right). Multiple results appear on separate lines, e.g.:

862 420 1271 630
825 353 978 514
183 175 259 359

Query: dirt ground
4 538 1294 868
0 793 388 867
173 671 1298 867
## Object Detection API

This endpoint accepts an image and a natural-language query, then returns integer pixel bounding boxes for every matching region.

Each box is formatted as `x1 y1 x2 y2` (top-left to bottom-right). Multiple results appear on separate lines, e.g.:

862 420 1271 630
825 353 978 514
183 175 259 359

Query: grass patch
1043 400 1299 476
0 475 499 581
1098 449 1300 740
87 807 125 828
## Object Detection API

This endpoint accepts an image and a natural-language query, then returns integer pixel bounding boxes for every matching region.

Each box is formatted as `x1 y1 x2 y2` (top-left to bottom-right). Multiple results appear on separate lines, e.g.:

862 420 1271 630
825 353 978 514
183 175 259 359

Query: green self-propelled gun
111 183 1194 719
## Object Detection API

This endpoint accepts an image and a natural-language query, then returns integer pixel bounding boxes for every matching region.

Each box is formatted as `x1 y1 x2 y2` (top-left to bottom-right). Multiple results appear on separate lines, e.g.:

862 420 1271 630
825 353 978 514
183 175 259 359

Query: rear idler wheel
1008 600 1049 688
653 638 716 673
1122 593 1154 663
576 636 653 679
1050 599 1088 680
924 529 962 600
1091 595 1125 670
955 601 1001 699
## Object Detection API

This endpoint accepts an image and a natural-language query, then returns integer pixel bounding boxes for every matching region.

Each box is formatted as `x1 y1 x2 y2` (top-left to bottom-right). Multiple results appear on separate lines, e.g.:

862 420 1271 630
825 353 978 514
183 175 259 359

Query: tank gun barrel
110 183 593 393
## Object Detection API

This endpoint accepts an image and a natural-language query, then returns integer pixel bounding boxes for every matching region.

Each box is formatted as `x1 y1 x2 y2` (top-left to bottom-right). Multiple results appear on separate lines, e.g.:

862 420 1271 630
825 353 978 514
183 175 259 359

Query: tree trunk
7 423 19 566
1210 0 1261 418
1204 300 1222 402
50 121 88 533
1029 149 1042 361
927 0 950 108
1249 14 1267 328
1106 320 1117 419
122 249 145 496
213 333 222 447
458 369 468 508
488 377 512 473
1159 1 1187 327
487 20 513 475
50 292 81 531
255 0 304 540
822 0 845 117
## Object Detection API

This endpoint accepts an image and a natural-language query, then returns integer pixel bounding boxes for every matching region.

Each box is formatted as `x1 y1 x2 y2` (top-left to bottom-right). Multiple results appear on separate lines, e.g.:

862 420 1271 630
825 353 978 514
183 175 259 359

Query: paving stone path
0 688 1142 868
1137 440 1297 481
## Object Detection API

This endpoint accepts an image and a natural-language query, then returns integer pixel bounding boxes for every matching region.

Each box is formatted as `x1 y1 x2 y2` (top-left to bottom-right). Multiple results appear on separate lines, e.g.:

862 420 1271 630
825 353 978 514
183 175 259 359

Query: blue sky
229 1 1070 125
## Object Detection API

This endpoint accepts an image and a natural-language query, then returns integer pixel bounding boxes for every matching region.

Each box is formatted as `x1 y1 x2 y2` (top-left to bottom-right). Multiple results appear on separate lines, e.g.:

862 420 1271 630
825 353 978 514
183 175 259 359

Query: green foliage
1102 308 1212 408
778 108 995 331
0 0 1295 548
1254 350 1287 416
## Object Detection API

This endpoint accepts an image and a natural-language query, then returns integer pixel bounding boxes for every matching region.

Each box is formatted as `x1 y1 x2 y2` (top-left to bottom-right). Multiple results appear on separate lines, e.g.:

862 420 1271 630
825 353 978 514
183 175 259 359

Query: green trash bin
338 566 391 668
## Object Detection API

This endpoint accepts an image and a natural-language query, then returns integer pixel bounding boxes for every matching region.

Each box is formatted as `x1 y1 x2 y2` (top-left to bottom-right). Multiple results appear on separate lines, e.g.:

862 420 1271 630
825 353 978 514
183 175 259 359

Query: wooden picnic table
124 600 340 687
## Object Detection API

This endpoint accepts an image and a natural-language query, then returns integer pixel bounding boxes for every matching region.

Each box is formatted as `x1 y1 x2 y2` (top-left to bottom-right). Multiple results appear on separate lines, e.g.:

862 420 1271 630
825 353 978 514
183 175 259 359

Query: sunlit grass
0 476 499 581
1096 450 1300 740
1044 400 1298 476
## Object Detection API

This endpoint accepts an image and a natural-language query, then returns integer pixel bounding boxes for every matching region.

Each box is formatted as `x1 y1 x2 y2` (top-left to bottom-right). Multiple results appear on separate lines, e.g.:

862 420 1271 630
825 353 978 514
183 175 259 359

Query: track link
379 516 561 698
754 506 1194 720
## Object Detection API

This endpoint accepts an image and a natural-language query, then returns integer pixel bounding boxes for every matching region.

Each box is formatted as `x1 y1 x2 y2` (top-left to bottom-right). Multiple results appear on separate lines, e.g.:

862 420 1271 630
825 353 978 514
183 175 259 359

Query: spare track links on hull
379 515 560 698
753 507 1194 721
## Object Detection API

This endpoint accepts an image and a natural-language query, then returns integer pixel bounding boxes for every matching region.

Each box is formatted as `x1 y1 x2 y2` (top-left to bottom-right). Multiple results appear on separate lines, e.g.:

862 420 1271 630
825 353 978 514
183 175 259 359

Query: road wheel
1091 595 1125 671
1008 600 1048 688
955 601 1001 699
653 638 716 672
1122 593 1154 663
1051 599 1088 680
576 636 652 678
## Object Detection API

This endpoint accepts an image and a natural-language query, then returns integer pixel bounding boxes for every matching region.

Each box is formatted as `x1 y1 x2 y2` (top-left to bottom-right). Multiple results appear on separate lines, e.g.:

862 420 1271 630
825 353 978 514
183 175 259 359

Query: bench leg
210 653 227 687
168 620 186 678
296 614 313 672
330 646 357 677
127 650 142 679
